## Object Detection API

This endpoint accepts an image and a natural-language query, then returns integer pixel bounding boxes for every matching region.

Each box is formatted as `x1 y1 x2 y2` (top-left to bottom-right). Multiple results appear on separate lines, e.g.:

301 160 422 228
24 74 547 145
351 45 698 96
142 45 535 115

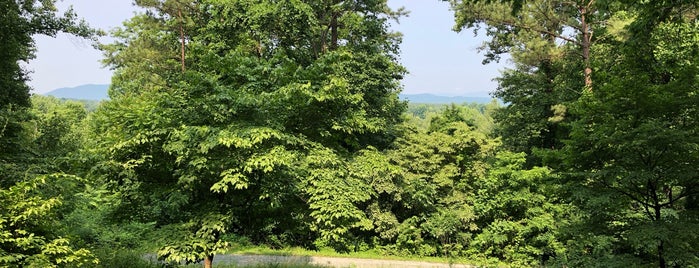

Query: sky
27 0 508 97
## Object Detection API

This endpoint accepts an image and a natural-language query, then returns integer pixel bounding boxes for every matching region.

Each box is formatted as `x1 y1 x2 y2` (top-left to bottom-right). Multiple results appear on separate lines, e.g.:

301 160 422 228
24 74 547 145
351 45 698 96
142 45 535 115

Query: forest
1 0 698 267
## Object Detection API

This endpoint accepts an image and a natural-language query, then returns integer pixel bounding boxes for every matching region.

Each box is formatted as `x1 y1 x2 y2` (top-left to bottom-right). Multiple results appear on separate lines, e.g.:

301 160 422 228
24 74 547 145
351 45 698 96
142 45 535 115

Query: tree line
1 0 697 267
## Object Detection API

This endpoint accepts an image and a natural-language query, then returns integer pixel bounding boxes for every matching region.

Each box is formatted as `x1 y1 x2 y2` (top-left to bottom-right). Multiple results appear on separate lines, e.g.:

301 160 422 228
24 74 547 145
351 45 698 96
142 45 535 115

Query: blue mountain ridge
399 93 493 104
43 84 493 104
43 84 109 101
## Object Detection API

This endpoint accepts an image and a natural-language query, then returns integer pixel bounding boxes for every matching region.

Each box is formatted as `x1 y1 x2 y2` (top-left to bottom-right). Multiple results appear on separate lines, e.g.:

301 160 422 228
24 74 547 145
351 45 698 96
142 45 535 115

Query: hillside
44 84 109 100
399 93 492 104
43 84 493 104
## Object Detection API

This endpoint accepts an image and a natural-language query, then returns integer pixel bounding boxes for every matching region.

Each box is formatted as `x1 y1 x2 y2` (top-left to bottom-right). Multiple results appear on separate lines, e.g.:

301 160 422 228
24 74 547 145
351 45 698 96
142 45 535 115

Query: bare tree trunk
580 4 592 90
178 7 186 73
653 204 667 268
330 13 338 50
658 241 666 268
203 254 214 268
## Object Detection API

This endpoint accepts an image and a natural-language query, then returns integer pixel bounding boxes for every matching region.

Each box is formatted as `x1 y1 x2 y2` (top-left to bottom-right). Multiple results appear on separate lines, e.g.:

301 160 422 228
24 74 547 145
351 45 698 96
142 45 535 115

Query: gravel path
210 254 477 268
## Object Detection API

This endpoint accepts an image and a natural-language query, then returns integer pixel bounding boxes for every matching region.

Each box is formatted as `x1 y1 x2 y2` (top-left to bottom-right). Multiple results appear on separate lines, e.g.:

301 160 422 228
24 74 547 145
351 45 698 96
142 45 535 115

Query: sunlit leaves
96 0 407 262
0 175 98 267
156 213 231 264
469 151 565 265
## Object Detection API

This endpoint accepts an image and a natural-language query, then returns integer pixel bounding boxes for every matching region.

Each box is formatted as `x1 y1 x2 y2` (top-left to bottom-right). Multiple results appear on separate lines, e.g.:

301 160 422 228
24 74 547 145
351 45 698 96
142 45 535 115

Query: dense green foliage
0 0 99 266
556 8 699 267
1 96 98 267
93 0 407 266
2 0 698 267
448 0 699 267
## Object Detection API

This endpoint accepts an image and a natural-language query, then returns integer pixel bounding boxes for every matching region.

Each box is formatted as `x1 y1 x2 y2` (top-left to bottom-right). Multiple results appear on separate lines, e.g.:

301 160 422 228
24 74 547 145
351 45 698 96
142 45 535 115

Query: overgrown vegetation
2 0 698 267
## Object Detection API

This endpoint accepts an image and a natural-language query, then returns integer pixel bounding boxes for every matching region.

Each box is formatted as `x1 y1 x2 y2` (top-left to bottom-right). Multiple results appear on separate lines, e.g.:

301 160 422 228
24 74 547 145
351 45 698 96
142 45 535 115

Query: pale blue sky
27 0 507 97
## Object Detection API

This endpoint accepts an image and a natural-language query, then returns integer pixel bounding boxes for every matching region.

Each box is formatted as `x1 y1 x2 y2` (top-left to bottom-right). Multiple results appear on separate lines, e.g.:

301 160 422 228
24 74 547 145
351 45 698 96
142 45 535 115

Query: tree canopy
2 0 698 267
95 0 407 266
1 1 98 266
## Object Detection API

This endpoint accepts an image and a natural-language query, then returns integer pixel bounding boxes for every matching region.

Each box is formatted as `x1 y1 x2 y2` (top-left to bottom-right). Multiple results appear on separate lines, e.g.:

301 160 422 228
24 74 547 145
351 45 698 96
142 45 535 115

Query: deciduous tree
0 1 98 266
560 2 699 267
96 1 406 266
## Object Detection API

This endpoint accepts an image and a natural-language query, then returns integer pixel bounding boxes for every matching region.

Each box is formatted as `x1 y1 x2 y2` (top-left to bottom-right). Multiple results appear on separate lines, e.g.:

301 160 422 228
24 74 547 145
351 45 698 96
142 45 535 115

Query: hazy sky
27 0 508 97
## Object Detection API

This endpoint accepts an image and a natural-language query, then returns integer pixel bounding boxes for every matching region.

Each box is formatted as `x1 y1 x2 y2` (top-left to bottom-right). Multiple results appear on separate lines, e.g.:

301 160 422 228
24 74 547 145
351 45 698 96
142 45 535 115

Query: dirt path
211 254 477 268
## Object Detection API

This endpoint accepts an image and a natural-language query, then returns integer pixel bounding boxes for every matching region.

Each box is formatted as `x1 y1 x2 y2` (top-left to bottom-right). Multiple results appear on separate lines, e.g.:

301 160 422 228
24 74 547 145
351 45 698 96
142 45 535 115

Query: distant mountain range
42 84 493 104
44 84 109 101
399 93 493 104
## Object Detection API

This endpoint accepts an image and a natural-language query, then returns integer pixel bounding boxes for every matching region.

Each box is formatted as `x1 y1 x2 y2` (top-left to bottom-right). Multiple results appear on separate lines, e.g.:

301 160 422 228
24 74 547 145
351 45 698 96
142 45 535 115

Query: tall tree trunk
580 4 592 90
203 254 214 268
330 13 338 50
178 7 186 73
654 205 667 268
320 28 328 53
658 241 666 268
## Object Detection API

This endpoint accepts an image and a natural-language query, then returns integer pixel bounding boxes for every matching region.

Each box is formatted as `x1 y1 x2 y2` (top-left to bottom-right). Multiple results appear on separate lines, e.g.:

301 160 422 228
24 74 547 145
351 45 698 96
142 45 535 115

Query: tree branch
479 15 580 45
